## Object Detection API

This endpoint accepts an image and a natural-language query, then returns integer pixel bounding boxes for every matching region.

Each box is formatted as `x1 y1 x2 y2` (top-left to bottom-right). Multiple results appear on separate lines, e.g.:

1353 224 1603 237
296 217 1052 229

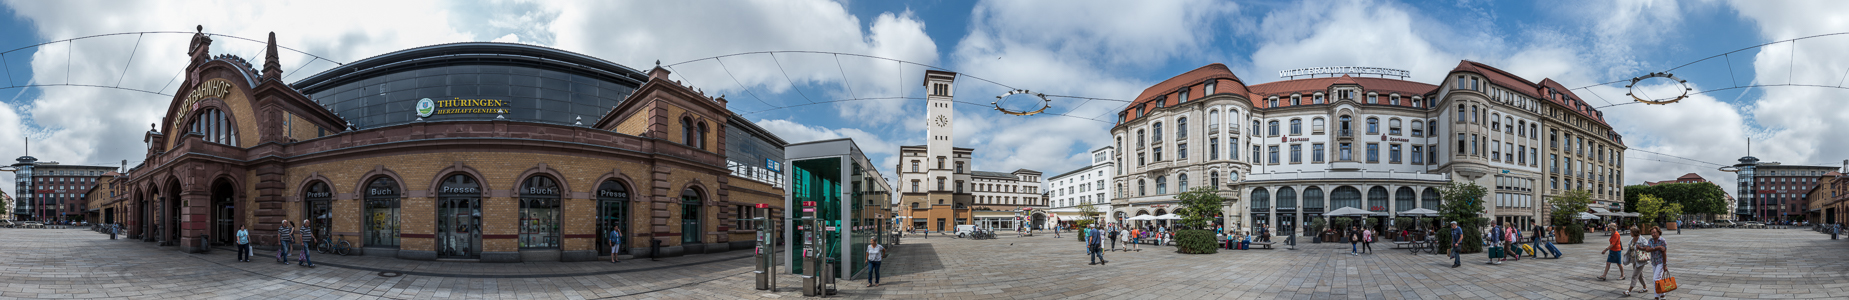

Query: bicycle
316 234 353 256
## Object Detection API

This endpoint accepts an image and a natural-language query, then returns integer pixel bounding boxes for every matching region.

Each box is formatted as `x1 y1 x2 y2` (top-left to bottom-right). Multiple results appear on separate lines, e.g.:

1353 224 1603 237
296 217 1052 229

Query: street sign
756 203 770 209
802 201 816 207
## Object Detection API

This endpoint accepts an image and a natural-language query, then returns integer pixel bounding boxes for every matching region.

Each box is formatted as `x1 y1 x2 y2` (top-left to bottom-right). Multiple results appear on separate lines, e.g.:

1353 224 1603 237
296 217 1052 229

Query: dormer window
1290 95 1301 106
1390 95 1401 106
1366 93 1378 104
1205 82 1216 94
1312 94 1323 104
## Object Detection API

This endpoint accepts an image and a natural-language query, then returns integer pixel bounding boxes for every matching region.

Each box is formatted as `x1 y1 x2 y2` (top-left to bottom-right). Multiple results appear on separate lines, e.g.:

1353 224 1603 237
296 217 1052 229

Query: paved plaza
1 227 1846 299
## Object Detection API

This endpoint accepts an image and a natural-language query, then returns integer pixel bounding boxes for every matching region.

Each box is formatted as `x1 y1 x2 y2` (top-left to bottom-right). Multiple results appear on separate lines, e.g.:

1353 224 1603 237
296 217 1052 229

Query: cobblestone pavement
2 227 1846 299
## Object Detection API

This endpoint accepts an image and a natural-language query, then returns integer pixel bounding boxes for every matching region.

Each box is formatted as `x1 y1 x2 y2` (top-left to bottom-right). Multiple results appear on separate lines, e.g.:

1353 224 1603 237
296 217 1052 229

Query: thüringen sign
1278 66 1410 79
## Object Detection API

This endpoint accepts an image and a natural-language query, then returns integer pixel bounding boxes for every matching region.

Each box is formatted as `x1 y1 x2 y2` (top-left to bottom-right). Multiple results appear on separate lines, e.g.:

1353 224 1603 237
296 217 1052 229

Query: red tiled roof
1244 76 1438 109
1121 63 1248 123
1448 60 1621 146
1676 173 1704 181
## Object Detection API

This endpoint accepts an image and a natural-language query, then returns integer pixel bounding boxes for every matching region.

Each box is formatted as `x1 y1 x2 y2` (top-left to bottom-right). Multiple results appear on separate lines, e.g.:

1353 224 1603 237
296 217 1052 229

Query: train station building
108 28 787 262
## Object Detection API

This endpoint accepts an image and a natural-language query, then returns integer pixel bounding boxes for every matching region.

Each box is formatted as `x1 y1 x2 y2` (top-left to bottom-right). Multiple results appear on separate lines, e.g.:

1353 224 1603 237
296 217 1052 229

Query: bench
1249 241 1275 249
1391 241 1417 249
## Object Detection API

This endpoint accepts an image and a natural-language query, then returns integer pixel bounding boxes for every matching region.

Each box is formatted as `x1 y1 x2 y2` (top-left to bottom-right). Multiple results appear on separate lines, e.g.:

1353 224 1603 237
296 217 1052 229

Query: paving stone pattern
1 227 1846 299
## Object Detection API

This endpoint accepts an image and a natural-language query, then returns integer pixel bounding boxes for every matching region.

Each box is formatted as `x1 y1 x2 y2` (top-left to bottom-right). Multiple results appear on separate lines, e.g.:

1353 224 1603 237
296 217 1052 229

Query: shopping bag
1654 277 1678 293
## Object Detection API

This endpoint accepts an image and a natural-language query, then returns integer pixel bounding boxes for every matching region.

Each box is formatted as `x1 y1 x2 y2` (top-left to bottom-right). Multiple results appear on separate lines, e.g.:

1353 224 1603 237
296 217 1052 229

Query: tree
1548 189 1593 244
1077 203 1102 224
1625 183 1726 219
1636 194 1681 232
1173 186 1224 254
1436 181 1488 254
1174 186 1224 230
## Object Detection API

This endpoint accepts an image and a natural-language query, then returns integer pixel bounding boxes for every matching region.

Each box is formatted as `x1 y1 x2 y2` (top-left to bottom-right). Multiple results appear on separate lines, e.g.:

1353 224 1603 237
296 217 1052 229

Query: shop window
363 177 401 248
519 176 562 249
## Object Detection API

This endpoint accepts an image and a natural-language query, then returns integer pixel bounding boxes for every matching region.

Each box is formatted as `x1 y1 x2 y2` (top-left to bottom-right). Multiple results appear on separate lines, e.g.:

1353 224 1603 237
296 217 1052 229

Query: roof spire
262 32 282 80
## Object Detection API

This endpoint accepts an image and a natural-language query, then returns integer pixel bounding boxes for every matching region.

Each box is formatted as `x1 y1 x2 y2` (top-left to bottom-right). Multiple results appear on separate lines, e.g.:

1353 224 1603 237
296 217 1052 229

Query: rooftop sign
1279 66 1409 79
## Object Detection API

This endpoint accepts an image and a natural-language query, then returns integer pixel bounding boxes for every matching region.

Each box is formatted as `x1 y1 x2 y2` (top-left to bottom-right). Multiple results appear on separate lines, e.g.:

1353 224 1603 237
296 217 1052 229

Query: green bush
1175 229 1218 254
1565 223 1586 244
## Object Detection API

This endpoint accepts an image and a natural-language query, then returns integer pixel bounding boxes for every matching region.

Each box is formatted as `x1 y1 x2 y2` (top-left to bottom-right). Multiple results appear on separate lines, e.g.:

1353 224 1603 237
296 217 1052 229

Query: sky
2 0 1848 201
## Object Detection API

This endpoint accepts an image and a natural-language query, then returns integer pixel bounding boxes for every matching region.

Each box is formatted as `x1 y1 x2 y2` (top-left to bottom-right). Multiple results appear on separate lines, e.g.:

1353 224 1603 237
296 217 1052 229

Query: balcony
1338 129 1353 137
1208 124 1219 134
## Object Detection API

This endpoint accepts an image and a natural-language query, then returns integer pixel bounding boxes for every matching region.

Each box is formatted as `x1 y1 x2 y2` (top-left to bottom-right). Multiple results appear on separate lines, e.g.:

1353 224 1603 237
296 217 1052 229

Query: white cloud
754 118 903 177
0 0 476 198
543 0 937 125
941 0 1239 176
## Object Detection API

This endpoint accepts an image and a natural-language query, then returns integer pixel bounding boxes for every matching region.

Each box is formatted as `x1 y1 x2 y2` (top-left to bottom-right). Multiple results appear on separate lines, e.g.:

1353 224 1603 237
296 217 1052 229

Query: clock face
933 115 950 127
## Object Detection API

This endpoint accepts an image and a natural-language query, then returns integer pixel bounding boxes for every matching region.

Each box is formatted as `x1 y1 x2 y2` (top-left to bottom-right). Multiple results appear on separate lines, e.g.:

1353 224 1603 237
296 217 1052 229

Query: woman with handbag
1638 226 1673 299
1624 226 1649 297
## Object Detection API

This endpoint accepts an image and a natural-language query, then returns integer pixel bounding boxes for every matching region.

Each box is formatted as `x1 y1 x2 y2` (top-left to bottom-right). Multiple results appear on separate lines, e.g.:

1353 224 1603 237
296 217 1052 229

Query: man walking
1086 224 1107 265
1107 225 1120 251
1449 221 1462 268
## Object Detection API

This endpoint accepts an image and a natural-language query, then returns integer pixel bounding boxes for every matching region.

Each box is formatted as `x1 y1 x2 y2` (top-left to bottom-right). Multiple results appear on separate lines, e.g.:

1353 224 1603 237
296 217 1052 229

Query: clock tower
924 70 956 164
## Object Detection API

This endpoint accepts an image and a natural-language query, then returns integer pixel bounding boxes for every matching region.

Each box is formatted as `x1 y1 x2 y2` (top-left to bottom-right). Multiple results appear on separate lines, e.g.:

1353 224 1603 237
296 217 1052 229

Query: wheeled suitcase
1488 246 1504 259
1519 244 1535 256
1543 243 1561 258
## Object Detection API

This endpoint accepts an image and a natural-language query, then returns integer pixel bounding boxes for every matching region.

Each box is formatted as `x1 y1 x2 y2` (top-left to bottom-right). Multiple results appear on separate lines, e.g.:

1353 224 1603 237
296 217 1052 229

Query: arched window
681 188 704 244
1395 187 1416 213
1303 187 1325 210
1178 174 1189 191
519 176 562 249
1177 117 1188 138
1421 187 1441 209
1290 119 1302 135
1277 186 1296 209
1410 120 1424 136
1331 186 1361 209
1366 118 1380 134
681 117 696 146
1153 122 1164 141
1208 110 1220 129
363 177 400 247
437 174 482 258
697 121 710 149
189 108 237 145
596 180 630 256
1367 186 1389 212
1208 171 1219 188
1268 120 1280 136
1312 118 1325 133
1137 179 1147 196
304 181 333 247
1388 118 1402 135
1338 115 1352 135
1250 188 1270 211
1155 176 1168 194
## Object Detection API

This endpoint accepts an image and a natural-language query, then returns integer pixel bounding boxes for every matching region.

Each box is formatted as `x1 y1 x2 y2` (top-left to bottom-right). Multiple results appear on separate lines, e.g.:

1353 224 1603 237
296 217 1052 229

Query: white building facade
1109 62 1622 236
1043 146 1114 227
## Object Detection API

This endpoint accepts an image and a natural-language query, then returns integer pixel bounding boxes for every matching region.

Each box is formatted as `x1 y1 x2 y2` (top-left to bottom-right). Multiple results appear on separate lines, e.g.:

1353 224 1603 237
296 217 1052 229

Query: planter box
1664 222 1678 231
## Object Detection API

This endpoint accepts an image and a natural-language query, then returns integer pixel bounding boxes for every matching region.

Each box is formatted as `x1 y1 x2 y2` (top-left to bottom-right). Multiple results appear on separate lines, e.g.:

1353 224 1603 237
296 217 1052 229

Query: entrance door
306 199 330 245
216 198 235 245
596 194 627 256
437 197 481 259
1278 213 1296 237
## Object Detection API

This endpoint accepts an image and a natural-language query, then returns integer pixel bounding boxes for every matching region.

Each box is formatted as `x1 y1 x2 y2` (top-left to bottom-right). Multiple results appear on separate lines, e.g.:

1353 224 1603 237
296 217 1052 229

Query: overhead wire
766 52 816 104
713 56 776 109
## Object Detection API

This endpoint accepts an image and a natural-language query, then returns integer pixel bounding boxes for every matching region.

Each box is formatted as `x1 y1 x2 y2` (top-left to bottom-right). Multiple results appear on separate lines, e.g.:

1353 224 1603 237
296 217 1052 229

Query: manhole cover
378 272 403 277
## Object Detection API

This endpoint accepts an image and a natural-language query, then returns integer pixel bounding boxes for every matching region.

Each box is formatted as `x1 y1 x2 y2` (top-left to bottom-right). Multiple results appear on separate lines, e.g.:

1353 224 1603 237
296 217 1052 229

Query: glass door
1278 213 1296 238
437 197 481 259
597 201 626 256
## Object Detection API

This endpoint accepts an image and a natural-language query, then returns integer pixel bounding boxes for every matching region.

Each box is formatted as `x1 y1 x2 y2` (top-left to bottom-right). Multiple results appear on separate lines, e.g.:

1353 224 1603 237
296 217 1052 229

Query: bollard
200 234 211 254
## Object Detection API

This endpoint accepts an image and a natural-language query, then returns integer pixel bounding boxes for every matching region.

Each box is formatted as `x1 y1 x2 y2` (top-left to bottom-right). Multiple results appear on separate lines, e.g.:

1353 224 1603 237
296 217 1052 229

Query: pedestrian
1676 220 1682 235
1348 225 1360 256
1449 221 1462 268
1121 225 1136 251
866 239 886 287
1107 225 1120 251
297 219 315 267
276 220 294 264
1361 227 1374 254
1054 224 1063 238
1087 224 1107 265
1599 223 1623 281
1129 227 1140 250
1531 224 1544 258
609 226 623 263
1507 225 1521 261
236 225 251 262
1486 221 1502 265
1624 226 1648 296
1638 226 1672 299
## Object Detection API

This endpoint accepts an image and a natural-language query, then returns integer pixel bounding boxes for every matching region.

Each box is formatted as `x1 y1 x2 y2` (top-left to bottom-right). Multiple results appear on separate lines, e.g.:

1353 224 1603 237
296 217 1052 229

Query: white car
954 225 978 237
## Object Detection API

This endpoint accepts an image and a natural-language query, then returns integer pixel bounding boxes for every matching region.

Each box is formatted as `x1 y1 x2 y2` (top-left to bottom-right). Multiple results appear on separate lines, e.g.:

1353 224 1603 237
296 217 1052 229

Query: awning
1058 216 1087 221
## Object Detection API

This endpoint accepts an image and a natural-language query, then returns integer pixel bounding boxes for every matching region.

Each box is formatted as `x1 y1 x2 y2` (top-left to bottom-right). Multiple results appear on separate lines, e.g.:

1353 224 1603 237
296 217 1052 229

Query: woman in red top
1599 223 1624 281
